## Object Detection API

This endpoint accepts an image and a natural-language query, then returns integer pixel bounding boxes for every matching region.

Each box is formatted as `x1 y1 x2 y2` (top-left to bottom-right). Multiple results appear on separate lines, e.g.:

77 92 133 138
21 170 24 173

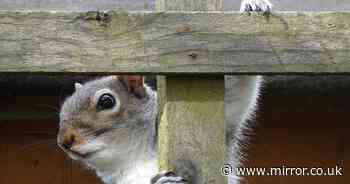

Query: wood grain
158 77 226 183
156 1 226 184
0 11 349 74
156 0 222 11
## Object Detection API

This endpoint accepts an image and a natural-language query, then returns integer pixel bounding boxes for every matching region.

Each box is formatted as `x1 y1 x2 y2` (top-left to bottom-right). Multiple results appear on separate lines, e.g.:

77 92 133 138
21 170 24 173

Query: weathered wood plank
158 77 226 183
0 11 349 74
0 0 155 11
156 0 222 11
157 1 226 184
2 0 350 11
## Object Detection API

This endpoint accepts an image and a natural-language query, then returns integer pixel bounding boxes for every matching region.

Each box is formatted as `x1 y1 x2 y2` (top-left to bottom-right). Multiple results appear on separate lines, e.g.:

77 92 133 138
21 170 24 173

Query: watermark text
221 164 343 177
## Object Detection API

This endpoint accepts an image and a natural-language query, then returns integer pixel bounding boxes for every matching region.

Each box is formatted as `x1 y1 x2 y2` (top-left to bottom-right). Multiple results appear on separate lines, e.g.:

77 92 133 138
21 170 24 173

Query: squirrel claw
151 171 188 184
240 0 273 13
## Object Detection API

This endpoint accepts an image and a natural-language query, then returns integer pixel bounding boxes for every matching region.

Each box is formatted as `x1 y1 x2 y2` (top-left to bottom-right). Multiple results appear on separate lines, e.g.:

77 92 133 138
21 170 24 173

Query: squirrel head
57 75 156 170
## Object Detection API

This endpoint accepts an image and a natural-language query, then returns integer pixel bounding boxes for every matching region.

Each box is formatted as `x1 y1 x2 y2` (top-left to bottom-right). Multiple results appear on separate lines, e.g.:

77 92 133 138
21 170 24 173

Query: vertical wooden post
156 1 226 183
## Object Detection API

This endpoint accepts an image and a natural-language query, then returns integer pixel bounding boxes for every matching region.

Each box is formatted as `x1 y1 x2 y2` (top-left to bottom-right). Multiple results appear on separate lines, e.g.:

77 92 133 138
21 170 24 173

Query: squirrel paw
151 171 188 184
240 0 273 13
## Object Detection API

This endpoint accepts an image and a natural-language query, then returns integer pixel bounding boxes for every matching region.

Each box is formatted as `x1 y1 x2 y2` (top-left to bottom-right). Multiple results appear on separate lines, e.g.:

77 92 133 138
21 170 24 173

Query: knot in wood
176 25 191 33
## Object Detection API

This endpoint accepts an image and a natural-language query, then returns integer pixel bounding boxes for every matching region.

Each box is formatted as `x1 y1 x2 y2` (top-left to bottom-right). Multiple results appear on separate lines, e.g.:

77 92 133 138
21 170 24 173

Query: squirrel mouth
66 149 98 159
58 144 99 159
57 141 104 160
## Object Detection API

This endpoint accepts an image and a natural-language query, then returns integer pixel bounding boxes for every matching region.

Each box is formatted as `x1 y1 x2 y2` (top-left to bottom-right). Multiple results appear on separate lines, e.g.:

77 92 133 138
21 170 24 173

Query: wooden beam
0 11 349 74
158 77 226 183
0 0 155 11
156 0 222 11
157 1 226 183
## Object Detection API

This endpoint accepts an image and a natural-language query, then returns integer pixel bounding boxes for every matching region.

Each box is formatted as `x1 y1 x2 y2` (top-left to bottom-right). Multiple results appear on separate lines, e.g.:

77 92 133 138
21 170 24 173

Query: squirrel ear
119 75 146 98
74 82 83 91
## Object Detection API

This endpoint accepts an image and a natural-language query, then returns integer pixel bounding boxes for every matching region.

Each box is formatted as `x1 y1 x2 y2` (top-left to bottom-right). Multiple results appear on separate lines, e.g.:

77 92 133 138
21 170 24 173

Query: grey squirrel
57 75 261 184
57 1 271 183
58 76 160 183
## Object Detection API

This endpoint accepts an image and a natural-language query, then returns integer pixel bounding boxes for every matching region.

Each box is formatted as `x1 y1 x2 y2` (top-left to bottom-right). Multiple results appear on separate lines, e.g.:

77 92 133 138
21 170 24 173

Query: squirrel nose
60 128 82 150
62 133 76 149
58 128 86 151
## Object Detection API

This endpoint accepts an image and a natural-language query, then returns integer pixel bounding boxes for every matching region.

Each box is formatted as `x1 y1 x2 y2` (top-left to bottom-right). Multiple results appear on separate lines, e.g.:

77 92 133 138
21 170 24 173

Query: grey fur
240 0 273 12
57 75 261 184
58 76 158 184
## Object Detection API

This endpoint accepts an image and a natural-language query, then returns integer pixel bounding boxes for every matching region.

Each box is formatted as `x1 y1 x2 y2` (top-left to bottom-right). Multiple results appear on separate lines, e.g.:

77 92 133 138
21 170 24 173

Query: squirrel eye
97 93 116 110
